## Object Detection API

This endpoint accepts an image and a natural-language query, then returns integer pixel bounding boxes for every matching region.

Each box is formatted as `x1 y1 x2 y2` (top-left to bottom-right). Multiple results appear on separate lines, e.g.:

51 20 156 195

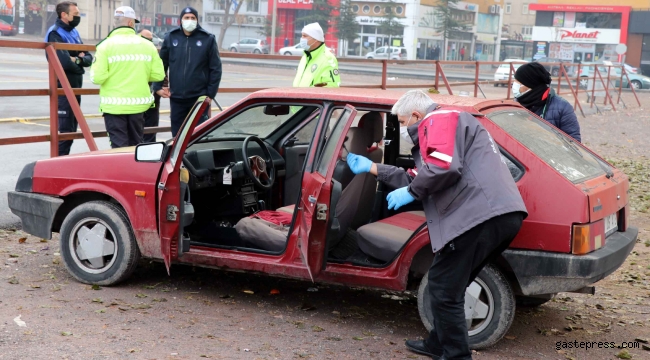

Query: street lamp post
271 0 278 54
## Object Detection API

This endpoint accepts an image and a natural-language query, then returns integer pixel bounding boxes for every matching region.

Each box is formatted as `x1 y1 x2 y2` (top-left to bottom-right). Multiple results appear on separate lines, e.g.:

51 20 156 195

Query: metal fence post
48 52 59 158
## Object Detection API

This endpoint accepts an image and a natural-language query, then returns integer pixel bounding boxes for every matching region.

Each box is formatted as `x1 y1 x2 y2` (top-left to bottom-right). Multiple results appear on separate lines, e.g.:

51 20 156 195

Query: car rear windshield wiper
553 129 614 178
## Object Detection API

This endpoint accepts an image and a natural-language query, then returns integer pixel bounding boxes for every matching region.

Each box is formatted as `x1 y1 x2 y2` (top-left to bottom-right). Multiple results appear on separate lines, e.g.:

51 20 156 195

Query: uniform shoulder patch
333 69 339 76
311 64 318 73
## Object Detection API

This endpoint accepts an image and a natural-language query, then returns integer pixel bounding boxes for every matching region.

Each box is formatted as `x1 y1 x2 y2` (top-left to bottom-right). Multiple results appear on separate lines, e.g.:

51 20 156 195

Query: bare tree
28 0 52 37
215 0 246 49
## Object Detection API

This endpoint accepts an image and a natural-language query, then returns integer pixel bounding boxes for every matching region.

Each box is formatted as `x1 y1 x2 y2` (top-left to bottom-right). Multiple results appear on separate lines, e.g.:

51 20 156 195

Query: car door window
316 108 355 176
376 47 385 54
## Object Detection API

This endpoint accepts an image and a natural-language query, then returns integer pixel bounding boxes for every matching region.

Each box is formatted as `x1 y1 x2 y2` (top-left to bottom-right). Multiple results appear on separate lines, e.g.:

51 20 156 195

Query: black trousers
170 97 209 137
424 212 524 360
104 113 145 149
58 95 81 156
143 95 160 143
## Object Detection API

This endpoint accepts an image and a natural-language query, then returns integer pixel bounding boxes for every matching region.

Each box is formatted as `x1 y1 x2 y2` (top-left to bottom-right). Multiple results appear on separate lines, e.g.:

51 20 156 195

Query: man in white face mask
347 89 526 360
154 6 222 136
292 22 341 88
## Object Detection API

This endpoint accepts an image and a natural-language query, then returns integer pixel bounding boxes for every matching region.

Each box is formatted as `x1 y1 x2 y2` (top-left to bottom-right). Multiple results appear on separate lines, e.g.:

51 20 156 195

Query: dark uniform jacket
153 25 222 100
46 18 93 88
376 104 528 252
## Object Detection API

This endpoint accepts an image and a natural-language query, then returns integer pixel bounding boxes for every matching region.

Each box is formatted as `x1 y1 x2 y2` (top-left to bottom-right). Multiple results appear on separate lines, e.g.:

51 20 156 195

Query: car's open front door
158 97 210 272
297 105 357 281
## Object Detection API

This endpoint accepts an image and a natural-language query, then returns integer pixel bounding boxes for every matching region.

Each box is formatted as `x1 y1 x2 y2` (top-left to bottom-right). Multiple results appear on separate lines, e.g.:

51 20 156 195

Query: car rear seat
357 211 426 262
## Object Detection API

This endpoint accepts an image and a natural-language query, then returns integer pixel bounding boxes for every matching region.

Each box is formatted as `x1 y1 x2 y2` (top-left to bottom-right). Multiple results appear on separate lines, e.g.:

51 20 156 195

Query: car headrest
344 128 371 156
358 112 384 145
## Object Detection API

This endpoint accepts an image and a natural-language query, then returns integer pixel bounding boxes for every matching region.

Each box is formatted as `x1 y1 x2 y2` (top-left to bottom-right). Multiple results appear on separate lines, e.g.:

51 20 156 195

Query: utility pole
271 0 277 54
494 7 504 61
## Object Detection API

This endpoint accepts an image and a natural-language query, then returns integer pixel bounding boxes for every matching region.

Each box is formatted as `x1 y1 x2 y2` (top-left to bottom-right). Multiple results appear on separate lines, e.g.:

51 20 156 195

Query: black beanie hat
180 6 199 21
514 62 551 89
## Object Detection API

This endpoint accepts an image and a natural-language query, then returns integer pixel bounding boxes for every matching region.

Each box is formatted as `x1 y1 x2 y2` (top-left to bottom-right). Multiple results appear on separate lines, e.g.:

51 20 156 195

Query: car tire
631 80 641 90
417 264 515 350
494 83 499 87
367 56 374 59
253 49 261 54
230 47 237 52
551 69 559 77
59 201 140 286
580 77 588 89
284 52 292 56
516 294 555 307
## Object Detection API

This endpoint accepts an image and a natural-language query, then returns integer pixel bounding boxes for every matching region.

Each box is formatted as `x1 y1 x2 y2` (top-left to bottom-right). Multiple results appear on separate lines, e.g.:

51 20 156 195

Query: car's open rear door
158 97 210 272
297 105 357 281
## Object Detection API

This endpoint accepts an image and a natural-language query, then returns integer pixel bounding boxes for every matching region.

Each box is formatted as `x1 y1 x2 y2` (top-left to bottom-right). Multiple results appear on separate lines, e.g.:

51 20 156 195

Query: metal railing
0 39 642 157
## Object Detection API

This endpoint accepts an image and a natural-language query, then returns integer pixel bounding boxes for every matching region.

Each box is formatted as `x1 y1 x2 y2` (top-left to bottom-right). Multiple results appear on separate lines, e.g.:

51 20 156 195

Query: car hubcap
465 278 494 336
70 218 118 274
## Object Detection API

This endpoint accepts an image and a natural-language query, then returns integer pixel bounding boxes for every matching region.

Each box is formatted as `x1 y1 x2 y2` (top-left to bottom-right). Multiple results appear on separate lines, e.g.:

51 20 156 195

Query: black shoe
405 339 443 359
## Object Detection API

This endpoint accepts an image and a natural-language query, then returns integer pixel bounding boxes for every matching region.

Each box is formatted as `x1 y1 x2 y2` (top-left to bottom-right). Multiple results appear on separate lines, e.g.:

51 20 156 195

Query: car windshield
489 110 609 183
202 104 317 140
498 63 524 71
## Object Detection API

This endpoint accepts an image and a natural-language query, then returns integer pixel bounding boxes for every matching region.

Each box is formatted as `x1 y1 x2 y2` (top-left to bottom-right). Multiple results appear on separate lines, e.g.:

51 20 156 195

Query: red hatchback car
0 19 18 36
8 89 637 349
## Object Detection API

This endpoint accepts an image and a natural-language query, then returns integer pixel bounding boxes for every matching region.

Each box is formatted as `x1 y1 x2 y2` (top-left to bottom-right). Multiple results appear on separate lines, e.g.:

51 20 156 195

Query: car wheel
631 80 641 90
367 56 374 59
59 201 140 286
516 294 555 307
494 83 499 87
253 49 261 54
551 69 559 77
417 264 515 350
230 47 237 52
284 52 292 56
580 77 588 89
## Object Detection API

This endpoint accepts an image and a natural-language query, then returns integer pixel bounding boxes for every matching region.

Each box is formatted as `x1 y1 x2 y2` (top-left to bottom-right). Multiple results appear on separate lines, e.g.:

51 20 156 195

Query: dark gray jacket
376 105 527 252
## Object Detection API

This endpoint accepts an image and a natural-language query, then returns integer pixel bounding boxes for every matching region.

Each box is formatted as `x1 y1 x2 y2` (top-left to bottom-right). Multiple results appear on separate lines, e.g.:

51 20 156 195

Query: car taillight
572 220 605 255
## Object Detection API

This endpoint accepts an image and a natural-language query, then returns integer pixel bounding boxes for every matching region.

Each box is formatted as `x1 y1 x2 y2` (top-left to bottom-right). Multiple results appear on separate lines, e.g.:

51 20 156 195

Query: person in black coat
153 6 222 136
513 62 581 142
45 1 93 155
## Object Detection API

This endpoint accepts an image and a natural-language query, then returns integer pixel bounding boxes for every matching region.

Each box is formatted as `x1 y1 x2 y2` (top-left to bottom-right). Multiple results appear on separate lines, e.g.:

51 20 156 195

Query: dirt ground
2 102 650 360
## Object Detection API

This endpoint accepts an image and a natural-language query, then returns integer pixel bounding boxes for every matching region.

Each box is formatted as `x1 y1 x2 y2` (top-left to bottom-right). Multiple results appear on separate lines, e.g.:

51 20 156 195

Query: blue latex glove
347 153 372 175
387 187 415 210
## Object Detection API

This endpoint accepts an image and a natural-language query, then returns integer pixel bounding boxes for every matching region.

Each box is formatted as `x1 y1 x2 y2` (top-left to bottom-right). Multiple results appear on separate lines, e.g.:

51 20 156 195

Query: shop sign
277 0 313 10
532 27 620 44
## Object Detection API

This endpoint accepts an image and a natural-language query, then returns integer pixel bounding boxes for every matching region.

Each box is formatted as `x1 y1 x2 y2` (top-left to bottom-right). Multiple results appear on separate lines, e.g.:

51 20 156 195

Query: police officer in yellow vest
293 23 341 88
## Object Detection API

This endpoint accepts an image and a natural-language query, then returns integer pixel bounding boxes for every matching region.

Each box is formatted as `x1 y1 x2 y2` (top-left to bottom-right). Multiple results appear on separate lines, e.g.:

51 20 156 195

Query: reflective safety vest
90 27 165 114
293 44 340 88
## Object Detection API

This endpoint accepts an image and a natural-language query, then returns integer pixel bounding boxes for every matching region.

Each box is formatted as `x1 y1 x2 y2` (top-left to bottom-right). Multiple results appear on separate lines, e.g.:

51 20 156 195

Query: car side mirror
135 142 165 162
263 104 290 116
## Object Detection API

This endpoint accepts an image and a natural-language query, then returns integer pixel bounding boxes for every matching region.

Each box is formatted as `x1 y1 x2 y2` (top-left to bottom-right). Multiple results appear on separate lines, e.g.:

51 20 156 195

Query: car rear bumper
8 191 63 240
502 227 637 296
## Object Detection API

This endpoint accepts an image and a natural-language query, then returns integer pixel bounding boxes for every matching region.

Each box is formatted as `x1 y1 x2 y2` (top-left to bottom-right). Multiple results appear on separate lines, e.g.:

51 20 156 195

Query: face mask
299 37 311 49
400 115 415 146
512 82 521 98
69 15 81 28
182 19 197 32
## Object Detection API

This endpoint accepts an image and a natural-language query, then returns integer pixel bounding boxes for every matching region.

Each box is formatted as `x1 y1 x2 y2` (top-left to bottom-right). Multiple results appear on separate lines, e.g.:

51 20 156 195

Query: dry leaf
243 290 254 294
61 331 72 336
18 237 26 243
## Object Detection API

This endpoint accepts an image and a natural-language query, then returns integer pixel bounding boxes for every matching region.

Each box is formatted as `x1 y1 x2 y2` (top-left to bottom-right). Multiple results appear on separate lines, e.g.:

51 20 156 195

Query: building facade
530 4 630 63
203 0 268 49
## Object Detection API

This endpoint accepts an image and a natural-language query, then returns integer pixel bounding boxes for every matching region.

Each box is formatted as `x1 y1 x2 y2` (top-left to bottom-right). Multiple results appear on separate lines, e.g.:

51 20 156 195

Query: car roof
503 59 527 62
247 88 514 114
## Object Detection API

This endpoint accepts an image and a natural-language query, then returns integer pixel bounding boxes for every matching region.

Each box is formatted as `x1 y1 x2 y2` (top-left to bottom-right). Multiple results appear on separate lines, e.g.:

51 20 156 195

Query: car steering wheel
242 136 275 190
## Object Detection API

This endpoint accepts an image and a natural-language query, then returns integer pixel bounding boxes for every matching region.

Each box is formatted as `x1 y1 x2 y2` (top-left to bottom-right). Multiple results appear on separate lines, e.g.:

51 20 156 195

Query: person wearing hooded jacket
154 6 222 136
513 62 581 142
293 22 340 88
347 90 527 360
45 1 93 156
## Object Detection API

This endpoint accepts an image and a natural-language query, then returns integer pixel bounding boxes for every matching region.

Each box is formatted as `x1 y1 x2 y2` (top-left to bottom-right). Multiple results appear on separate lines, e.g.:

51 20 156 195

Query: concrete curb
0 107 224 124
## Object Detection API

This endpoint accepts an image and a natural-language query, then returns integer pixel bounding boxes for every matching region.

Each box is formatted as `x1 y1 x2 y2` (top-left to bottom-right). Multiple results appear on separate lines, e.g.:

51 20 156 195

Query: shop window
352 4 359 13
522 4 528 15
522 26 532 35
535 11 554 26
362 5 370 14
373 5 381 14
575 12 622 29
396 6 403 14
505 3 511 14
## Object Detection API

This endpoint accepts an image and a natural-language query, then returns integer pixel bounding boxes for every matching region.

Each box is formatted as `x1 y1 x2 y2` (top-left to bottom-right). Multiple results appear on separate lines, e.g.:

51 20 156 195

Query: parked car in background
493 59 527 86
579 62 650 89
229 38 269 54
0 19 18 36
535 57 575 77
8 88 636 351
278 43 333 56
365 46 407 60
151 33 163 47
